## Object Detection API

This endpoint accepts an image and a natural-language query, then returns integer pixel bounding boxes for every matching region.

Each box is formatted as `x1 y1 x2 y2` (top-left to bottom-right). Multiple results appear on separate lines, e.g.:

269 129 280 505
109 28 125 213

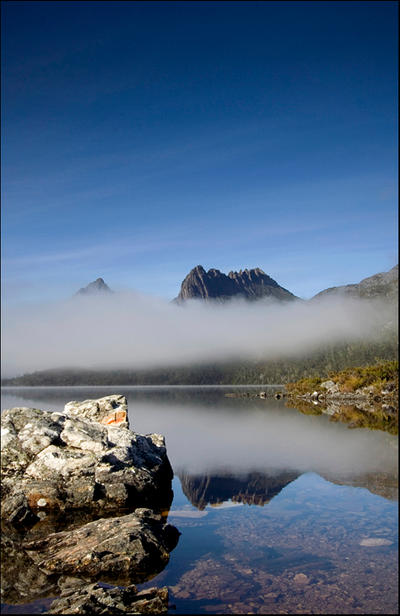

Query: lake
1 386 398 614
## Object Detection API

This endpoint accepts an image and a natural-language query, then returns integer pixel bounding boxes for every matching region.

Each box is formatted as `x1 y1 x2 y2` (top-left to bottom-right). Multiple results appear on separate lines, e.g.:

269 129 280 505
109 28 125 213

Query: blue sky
1 0 398 303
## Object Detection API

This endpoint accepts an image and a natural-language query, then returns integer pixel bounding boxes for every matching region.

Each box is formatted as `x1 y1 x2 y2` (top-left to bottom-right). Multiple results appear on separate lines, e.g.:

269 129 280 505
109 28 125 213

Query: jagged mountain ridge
312 265 398 301
175 265 298 303
76 264 398 304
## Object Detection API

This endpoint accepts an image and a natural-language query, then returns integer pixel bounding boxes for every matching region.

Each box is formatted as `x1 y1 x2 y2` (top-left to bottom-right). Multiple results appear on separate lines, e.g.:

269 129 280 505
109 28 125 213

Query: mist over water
2 291 395 377
1 387 397 480
128 400 397 477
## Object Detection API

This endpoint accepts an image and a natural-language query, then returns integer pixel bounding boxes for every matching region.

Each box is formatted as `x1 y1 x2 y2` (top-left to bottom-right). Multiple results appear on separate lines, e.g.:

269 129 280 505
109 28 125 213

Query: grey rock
382 404 397 415
64 394 129 428
1 399 173 527
24 509 180 585
48 577 169 614
320 380 340 394
0 532 58 605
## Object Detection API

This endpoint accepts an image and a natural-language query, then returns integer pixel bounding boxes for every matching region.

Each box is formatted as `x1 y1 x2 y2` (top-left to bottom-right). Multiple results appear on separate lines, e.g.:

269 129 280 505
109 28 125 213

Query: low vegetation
286 359 398 397
285 359 398 435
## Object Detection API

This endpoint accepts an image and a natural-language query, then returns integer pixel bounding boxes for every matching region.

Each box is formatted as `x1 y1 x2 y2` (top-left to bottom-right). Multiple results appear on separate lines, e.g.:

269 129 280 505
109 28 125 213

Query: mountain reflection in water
177 468 398 511
178 470 301 509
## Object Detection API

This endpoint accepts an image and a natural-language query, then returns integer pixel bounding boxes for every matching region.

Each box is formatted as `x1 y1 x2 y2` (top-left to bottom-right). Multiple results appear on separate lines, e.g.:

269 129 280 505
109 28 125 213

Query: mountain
75 278 112 296
312 265 398 301
175 265 298 303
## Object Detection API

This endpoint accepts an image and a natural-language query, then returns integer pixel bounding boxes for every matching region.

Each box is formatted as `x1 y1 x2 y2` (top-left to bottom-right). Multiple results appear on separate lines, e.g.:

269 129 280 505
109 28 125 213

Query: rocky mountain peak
76 278 113 296
175 266 297 303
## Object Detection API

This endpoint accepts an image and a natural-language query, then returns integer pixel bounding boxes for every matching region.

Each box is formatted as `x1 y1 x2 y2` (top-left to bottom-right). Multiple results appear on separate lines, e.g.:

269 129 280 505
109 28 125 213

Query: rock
360 385 376 396
0 531 59 605
293 573 309 584
320 380 340 394
382 404 396 415
259 392 267 399
24 509 180 585
1 400 173 527
64 395 129 428
382 381 396 394
0 509 178 605
1 396 180 610
320 405 337 416
48 577 169 614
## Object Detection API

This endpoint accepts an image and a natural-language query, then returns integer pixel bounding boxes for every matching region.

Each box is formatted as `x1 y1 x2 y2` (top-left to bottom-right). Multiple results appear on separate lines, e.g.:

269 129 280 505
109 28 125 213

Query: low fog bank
2 291 397 378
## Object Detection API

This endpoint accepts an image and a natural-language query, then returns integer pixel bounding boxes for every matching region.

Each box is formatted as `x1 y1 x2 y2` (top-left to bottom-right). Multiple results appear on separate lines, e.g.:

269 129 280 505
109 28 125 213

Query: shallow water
1 386 398 614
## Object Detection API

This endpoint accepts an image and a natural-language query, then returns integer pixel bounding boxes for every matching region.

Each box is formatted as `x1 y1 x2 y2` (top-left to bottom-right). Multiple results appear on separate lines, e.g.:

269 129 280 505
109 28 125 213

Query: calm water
1 386 398 614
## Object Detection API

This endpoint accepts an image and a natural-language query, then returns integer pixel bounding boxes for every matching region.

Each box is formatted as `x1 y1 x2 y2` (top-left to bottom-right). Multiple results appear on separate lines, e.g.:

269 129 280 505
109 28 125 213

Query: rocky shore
1 395 180 613
284 362 398 434
226 361 398 433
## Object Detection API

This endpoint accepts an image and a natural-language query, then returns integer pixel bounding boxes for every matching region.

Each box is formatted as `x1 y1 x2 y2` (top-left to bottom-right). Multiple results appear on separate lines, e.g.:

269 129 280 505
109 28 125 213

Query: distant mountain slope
75 277 112 296
312 265 398 301
175 265 298 303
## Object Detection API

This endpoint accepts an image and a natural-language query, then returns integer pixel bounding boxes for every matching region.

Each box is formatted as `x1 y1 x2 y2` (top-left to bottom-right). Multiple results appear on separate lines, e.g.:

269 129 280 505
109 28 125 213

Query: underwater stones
47 577 169 614
359 538 393 547
293 573 310 585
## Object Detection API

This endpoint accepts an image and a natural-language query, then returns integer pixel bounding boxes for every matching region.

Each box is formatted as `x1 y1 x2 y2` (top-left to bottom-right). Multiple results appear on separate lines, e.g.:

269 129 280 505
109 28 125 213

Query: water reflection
1 386 398 614
178 470 301 509
2 386 398 496
158 473 398 614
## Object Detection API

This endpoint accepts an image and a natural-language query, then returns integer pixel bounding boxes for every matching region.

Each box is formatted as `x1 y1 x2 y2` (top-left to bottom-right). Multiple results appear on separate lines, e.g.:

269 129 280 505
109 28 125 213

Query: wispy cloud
2 236 194 268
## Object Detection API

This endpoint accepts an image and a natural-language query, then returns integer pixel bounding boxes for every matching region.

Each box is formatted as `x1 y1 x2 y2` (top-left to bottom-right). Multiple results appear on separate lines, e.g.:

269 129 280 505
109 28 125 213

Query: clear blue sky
1 0 398 303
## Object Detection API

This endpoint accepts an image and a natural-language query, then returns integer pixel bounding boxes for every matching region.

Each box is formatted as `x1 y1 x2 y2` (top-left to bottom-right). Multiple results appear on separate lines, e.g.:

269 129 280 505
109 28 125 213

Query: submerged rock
1 398 173 527
24 509 180 585
47 577 169 614
359 537 393 547
1 530 59 605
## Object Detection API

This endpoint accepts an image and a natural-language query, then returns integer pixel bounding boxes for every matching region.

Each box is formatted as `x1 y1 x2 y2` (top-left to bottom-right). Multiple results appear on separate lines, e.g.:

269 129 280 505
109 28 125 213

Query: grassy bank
285 359 398 397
